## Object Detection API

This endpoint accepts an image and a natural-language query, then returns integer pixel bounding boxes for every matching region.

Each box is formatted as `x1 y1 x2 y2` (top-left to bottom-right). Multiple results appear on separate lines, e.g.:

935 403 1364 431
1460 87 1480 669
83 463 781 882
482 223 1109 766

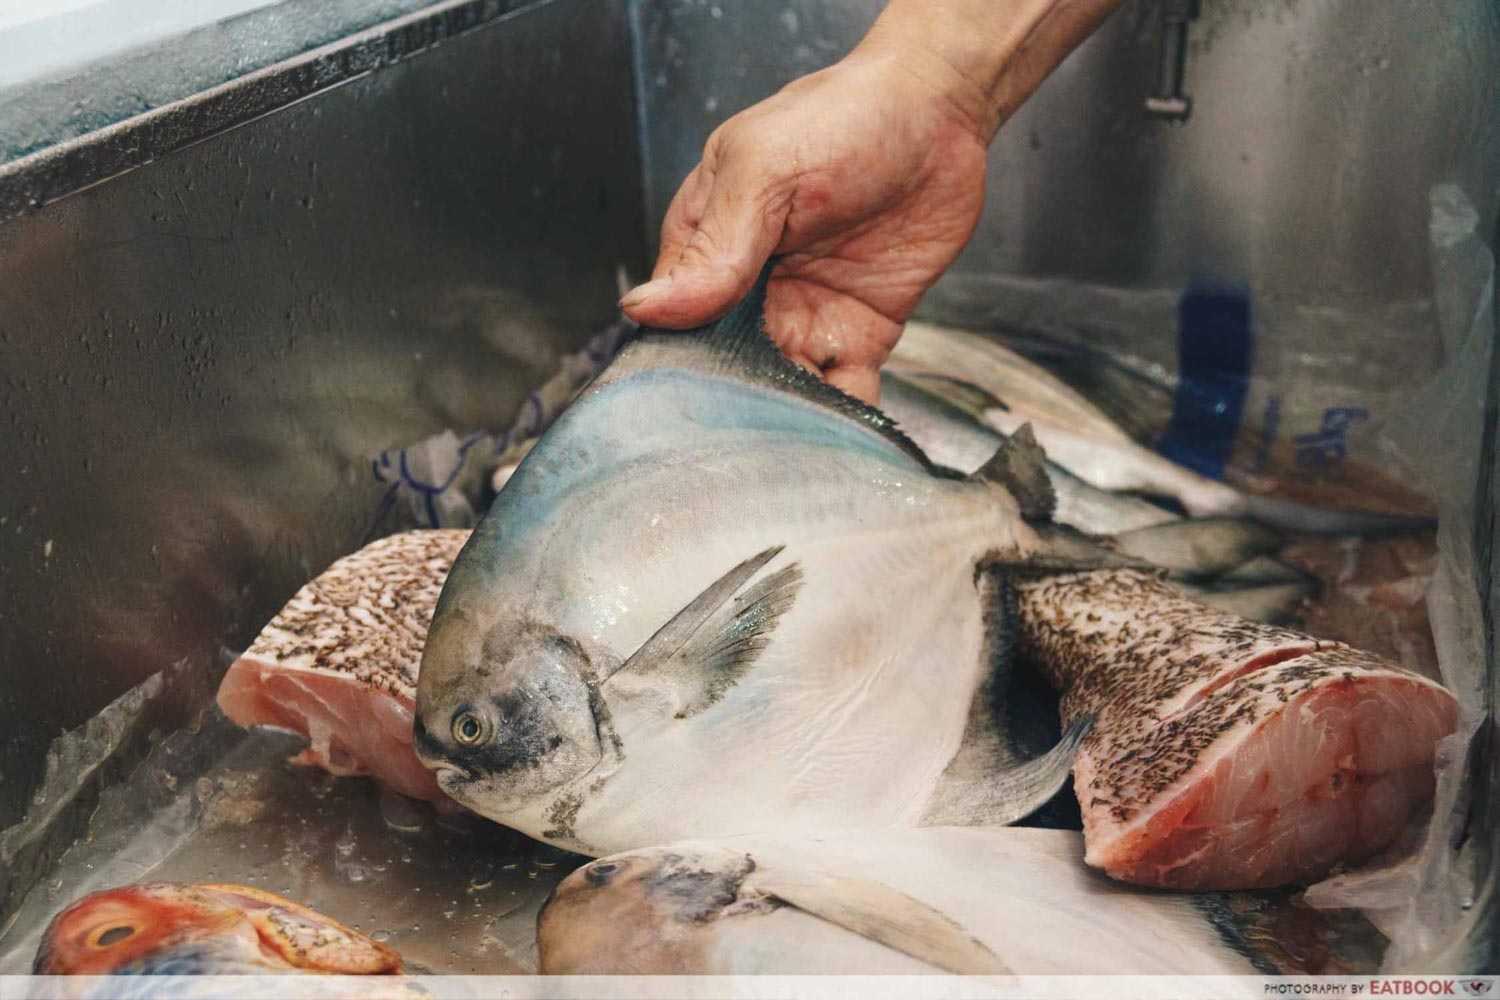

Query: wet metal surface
633 0 1500 463
0 0 495 169
636 0 1500 303
0 0 646 828
0 724 580 975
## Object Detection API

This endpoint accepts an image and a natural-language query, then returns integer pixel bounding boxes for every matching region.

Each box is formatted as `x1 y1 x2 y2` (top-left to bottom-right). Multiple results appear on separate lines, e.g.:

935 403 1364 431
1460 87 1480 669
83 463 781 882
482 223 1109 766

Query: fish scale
217 530 470 803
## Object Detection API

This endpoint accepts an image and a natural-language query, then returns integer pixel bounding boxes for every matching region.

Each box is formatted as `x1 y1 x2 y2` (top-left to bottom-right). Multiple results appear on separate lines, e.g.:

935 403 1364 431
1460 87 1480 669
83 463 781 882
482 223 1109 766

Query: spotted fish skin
1017 569 1458 890
217 530 469 801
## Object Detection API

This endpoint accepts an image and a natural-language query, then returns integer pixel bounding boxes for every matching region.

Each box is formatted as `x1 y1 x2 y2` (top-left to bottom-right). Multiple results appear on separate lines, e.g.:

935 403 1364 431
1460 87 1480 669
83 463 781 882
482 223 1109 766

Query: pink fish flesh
1018 569 1458 890
216 530 470 803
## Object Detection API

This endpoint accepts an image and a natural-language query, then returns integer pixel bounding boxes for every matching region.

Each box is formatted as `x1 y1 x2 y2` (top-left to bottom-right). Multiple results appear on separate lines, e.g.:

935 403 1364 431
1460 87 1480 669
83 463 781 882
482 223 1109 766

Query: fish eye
90 924 136 948
584 861 622 884
451 709 490 747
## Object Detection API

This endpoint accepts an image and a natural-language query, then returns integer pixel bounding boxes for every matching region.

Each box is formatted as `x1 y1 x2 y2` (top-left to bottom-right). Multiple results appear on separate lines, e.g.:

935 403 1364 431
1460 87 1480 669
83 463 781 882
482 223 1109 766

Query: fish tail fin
924 714 1094 829
1233 493 1436 536
971 423 1056 522
986 713 1093 826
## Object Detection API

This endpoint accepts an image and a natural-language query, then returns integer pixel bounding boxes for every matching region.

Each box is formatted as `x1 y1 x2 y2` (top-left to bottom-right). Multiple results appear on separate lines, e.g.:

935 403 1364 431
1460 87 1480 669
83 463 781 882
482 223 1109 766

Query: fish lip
433 763 474 784
412 713 462 775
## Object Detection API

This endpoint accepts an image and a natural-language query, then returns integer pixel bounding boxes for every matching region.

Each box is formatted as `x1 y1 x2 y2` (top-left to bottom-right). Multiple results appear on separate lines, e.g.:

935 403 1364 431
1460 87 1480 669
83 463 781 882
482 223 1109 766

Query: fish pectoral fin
923 715 1094 828
985 713 1093 824
605 545 804 718
748 870 1012 976
971 422 1056 522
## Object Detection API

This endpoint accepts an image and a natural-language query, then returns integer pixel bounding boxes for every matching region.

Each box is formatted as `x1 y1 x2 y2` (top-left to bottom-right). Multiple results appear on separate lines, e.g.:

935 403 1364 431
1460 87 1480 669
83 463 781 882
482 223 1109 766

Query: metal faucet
1146 0 1198 123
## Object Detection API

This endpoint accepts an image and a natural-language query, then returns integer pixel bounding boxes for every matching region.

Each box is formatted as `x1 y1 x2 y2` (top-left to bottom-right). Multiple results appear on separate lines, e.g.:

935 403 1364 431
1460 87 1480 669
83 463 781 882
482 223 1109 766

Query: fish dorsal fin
747 869 1012 976
630 260 939 472
971 422 1056 521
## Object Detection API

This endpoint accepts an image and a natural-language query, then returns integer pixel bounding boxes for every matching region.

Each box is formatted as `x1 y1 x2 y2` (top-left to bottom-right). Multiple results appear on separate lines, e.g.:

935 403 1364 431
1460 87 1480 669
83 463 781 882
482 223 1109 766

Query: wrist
855 0 1122 142
854 6 1008 143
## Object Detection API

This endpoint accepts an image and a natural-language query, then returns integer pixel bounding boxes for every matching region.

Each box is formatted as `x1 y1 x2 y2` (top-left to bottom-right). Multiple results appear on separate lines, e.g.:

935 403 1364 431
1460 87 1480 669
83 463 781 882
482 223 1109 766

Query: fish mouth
432 764 474 786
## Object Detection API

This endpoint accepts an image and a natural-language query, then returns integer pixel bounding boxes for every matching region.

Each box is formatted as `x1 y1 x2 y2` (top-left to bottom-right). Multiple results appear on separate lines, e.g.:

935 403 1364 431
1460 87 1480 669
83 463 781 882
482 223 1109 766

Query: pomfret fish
34 883 405 979
414 268 1098 855
536 826 1316 975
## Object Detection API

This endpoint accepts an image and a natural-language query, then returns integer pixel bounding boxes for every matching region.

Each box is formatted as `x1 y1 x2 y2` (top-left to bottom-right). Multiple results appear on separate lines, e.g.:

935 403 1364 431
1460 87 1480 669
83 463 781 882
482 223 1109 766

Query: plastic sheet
366 320 636 531
1300 184 1497 970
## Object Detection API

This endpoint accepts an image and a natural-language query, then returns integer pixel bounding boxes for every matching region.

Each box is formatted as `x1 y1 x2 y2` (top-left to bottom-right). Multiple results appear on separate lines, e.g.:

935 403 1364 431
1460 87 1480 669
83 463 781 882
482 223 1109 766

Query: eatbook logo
1460 981 1492 997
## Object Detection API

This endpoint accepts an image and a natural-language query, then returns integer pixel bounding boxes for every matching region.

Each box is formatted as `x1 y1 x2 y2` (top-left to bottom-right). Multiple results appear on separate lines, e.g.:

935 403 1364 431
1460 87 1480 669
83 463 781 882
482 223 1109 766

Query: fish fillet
217 530 469 802
1017 569 1458 890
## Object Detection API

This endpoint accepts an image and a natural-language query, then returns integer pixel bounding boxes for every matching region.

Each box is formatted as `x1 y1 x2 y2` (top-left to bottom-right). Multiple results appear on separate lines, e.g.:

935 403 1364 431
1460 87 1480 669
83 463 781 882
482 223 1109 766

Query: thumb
622 160 788 329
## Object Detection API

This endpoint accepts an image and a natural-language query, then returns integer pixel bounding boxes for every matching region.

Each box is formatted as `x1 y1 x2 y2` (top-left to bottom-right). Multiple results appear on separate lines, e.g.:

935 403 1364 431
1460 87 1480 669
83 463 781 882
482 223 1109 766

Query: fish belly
705 827 1251 974
216 530 467 803
709 906 941 975
1018 570 1458 890
578 483 1009 847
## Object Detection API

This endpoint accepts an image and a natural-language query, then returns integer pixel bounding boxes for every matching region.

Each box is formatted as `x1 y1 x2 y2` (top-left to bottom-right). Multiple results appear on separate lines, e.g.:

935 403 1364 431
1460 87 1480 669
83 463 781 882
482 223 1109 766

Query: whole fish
413 268 1104 855
882 371 1300 583
34 883 404 977
889 322 1433 536
1018 569 1458 890
890 322 1136 447
879 371 1178 536
217 530 469 803
219 525 1070 827
536 826 1314 975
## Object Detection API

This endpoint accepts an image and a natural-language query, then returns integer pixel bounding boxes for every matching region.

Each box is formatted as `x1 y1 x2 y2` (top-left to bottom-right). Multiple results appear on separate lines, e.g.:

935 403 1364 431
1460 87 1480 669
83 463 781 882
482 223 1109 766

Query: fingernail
619 276 671 309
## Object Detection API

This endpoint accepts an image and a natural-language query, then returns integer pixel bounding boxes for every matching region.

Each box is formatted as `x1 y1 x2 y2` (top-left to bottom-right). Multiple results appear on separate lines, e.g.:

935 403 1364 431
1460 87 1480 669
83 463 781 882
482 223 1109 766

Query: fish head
537 844 759 973
34 883 403 975
415 608 606 822
34 883 243 975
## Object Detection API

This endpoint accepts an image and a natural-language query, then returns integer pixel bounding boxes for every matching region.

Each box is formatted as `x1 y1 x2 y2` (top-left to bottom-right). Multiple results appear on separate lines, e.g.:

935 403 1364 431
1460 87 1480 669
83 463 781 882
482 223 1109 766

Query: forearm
855 0 1124 141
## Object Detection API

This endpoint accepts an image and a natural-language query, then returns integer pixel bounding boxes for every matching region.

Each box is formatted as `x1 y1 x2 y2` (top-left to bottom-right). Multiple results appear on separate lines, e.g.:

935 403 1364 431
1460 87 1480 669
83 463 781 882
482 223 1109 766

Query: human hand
620 50 988 404
620 0 1123 404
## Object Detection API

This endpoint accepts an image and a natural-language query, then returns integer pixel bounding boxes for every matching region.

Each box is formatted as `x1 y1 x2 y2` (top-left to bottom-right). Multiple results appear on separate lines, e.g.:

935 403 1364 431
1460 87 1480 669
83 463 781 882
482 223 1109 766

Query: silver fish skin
536 827 1258 975
414 270 1077 856
879 372 1179 536
1111 517 1283 580
881 373 1311 586
1176 578 1317 624
890 322 1433 536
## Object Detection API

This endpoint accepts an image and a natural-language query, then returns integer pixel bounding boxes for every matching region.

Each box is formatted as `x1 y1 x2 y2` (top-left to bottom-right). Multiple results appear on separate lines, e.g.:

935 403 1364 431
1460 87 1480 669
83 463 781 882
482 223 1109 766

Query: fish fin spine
971 422 1057 522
